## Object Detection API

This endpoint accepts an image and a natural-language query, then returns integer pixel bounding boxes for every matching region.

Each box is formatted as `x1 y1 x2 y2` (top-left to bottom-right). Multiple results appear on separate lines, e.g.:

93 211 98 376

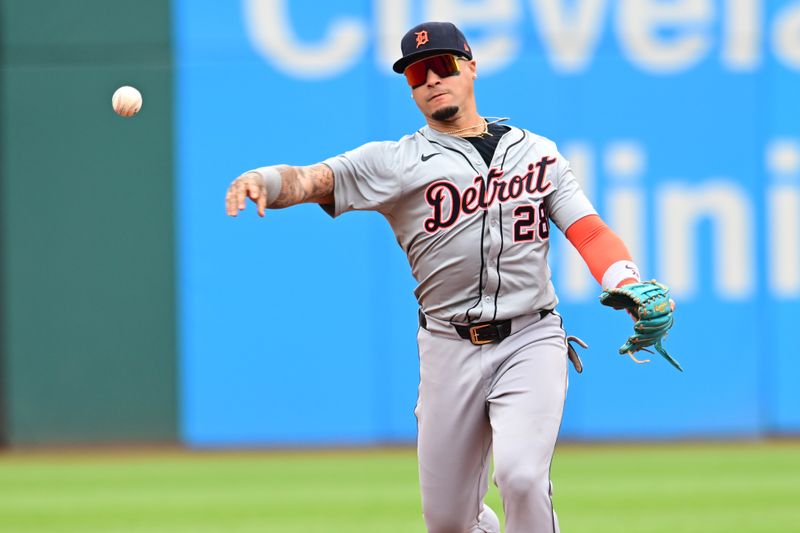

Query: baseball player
225 21 676 533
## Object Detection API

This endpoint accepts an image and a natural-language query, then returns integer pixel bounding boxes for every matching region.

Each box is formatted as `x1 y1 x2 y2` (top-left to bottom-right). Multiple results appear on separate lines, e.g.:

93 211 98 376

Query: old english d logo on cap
393 22 474 73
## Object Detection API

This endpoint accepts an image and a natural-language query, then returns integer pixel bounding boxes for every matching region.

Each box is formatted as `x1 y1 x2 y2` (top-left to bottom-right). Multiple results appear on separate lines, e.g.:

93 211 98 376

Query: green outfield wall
0 0 176 445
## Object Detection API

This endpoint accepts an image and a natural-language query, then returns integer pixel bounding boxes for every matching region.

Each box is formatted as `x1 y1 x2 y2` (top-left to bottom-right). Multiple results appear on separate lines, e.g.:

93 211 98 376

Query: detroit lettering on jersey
424 156 556 233
322 125 597 322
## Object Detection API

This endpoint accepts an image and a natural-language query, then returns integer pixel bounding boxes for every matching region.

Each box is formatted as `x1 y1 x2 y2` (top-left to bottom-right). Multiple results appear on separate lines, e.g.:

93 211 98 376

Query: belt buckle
469 323 495 345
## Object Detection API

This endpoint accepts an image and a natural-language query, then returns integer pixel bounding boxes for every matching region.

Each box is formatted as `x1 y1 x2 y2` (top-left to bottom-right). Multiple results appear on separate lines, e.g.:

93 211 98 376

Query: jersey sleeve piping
499 129 526 169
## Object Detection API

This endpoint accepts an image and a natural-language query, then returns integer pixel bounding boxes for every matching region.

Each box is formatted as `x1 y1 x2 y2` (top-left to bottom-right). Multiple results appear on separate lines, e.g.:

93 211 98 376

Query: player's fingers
669 298 676 312
243 182 261 215
236 180 249 211
246 181 262 201
257 193 267 217
225 185 239 216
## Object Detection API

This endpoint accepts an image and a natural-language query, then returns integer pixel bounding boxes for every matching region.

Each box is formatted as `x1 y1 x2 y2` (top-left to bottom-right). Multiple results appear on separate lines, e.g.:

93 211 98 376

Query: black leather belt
454 320 512 345
419 309 552 346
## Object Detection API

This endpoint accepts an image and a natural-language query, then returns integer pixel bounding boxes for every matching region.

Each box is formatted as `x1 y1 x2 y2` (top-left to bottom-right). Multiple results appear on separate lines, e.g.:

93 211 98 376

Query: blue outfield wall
175 0 800 446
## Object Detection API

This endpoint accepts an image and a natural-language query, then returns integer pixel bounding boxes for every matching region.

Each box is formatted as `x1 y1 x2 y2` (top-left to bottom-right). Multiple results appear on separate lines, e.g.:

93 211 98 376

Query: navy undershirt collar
464 122 511 167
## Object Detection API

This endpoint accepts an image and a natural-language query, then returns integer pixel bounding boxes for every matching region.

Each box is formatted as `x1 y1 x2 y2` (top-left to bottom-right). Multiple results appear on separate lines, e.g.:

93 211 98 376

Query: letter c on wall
243 0 367 78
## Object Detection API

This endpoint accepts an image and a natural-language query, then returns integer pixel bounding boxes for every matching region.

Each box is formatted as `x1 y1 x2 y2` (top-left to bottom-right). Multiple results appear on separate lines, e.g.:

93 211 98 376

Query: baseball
111 86 142 117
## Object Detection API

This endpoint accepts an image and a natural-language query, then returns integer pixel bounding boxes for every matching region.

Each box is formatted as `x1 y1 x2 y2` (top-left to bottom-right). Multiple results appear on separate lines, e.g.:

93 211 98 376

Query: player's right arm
225 163 334 217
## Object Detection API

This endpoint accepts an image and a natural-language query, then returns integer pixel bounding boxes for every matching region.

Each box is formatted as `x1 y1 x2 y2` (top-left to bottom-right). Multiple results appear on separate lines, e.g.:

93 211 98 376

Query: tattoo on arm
270 164 335 208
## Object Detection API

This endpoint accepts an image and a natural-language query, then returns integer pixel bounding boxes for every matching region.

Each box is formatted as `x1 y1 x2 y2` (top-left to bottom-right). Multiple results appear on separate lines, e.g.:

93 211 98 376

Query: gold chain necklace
434 117 510 138
442 120 488 137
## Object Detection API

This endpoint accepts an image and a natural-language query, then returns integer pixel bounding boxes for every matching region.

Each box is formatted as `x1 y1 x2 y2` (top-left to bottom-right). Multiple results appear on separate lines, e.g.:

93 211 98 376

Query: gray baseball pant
415 311 568 533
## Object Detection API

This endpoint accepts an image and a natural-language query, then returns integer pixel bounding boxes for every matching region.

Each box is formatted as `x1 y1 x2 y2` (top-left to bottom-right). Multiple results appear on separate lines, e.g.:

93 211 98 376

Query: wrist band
602 260 641 289
250 166 283 205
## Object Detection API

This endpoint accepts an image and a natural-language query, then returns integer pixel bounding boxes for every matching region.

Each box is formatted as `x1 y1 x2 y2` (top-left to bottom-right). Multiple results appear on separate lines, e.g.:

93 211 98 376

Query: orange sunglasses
404 54 462 89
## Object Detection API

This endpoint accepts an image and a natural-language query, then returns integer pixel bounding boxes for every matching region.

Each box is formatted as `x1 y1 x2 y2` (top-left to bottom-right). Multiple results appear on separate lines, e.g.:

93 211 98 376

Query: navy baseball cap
392 22 473 73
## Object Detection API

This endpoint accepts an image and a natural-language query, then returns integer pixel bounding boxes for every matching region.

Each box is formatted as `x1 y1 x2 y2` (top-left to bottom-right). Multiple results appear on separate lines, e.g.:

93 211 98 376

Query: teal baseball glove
599 280 682 372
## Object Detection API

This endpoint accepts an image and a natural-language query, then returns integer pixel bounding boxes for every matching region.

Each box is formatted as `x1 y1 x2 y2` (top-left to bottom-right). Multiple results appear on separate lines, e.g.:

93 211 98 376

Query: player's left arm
566 214 681 369
549 152 679 368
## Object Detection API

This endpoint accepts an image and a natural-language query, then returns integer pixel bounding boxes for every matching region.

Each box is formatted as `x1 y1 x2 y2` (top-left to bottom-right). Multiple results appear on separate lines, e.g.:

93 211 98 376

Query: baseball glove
599 280 682 372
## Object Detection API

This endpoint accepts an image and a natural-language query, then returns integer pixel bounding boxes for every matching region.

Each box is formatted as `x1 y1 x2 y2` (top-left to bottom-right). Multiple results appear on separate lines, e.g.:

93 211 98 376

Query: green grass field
1 441 798 533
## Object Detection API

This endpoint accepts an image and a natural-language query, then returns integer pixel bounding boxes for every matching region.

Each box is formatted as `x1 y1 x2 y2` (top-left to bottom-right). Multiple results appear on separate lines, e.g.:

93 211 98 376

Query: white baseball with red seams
111 86 142 117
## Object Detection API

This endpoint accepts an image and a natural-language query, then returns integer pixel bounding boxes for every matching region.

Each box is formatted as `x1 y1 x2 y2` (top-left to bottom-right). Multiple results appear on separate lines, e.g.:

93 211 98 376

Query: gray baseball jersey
323 125 595 323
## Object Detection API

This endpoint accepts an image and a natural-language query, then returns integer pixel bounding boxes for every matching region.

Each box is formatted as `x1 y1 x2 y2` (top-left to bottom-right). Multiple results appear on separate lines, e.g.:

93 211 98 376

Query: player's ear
466 60 478 80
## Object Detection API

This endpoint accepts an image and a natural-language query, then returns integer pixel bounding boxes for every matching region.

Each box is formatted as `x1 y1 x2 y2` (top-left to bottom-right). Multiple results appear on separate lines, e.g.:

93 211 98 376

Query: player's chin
430 104 459 121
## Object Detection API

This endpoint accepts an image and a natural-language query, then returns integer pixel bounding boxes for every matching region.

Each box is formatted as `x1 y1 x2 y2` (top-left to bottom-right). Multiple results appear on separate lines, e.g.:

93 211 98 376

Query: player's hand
226 172 268 217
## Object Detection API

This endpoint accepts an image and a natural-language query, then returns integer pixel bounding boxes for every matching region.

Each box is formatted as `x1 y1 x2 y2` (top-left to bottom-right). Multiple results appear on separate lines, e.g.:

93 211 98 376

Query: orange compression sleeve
564 214 638 288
